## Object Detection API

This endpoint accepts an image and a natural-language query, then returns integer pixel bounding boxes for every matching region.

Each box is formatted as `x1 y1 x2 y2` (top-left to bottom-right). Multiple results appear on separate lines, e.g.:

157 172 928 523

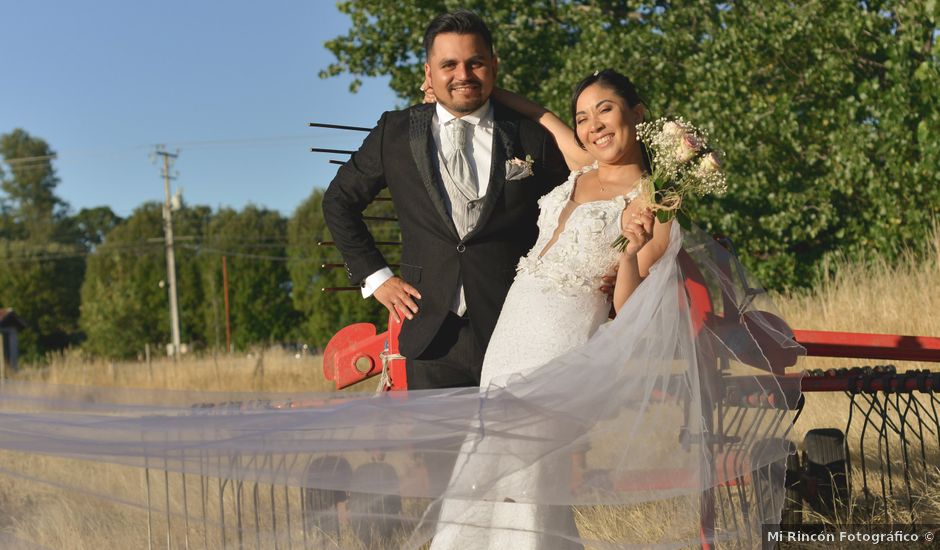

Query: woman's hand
619 209 655 258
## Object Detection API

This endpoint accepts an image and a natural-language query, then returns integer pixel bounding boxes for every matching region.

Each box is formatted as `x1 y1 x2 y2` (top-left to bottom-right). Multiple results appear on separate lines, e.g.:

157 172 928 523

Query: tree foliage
201 206 299 351
322 0 940 288
0 129 83 360
79 203 212 359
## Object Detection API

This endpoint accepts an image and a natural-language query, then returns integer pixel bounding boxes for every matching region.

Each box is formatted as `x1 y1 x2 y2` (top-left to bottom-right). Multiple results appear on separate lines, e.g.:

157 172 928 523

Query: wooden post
0 331 6 384
222 255 232 353
146 343 153 382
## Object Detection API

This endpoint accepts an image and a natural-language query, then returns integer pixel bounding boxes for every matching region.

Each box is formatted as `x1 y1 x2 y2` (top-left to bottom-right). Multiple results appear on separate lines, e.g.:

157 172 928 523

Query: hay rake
309 122 940 546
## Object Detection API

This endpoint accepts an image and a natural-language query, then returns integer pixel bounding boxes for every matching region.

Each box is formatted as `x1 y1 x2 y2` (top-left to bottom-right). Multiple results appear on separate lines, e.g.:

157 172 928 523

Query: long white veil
0 223 803 548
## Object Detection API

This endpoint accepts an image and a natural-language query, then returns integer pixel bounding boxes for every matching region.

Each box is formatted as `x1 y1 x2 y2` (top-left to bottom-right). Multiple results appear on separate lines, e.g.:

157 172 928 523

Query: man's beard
443 81 488 114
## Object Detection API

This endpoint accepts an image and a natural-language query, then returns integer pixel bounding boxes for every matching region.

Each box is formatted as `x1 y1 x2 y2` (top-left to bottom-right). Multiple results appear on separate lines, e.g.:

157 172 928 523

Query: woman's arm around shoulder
492 88 595 171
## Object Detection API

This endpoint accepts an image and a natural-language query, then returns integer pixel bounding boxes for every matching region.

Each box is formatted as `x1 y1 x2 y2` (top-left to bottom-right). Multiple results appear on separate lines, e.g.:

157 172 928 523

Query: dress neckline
566 162 641 208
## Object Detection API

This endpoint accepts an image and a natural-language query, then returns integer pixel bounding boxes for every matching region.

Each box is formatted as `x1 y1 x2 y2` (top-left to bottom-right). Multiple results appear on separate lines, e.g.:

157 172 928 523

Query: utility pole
153 145 182 360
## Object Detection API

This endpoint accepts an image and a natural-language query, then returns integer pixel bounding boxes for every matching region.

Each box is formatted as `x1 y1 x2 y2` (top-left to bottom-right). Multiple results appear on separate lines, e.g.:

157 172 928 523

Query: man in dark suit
323 9 568 390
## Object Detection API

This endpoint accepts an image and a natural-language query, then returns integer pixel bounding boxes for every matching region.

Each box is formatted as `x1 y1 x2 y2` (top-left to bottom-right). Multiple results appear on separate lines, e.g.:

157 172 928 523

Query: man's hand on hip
374 277 422 323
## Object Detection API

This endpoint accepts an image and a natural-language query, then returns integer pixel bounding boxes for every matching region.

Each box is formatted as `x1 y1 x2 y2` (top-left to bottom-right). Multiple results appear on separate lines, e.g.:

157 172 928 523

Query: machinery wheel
303 456 353 541
348 460 403 548
803 428 850 518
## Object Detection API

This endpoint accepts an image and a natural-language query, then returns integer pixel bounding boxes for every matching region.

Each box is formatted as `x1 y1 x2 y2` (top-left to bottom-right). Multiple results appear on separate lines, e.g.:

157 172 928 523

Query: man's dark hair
423 9 494 58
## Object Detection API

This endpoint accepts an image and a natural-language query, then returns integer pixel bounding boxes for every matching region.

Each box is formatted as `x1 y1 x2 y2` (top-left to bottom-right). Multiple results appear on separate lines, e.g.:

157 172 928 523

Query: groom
323 9 568 390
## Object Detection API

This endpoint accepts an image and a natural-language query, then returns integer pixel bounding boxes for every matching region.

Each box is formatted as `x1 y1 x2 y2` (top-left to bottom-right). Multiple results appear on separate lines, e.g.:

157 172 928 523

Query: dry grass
1 229 939 548
11 347 335 393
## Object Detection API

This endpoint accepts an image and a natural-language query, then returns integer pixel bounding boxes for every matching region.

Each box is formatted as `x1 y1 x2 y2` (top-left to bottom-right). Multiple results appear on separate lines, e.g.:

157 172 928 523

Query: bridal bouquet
613 117 727 251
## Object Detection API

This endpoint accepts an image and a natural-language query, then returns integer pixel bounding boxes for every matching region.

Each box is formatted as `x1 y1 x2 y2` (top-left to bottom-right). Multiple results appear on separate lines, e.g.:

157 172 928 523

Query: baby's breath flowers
613 117 727 252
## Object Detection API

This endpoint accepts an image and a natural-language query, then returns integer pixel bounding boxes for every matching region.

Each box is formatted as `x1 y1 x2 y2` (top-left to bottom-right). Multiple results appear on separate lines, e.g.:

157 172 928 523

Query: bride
424 69 678 549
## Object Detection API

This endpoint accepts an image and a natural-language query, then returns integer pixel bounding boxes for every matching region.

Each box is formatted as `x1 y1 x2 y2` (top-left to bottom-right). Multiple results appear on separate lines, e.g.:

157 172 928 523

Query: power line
0 131 354 166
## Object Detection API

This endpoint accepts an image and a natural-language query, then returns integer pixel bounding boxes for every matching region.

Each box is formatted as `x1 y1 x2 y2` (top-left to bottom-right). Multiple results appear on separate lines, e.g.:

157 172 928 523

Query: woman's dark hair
570 69 645 149
423 9 495 59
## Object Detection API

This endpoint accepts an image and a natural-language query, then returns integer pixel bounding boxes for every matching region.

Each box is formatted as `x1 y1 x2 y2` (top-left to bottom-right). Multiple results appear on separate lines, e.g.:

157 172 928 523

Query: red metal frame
322 308 407 391
793 330 940 363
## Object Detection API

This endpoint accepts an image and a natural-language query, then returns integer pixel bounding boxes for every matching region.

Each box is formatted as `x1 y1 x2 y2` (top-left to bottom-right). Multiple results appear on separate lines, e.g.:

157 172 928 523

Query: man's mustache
448 80 481 91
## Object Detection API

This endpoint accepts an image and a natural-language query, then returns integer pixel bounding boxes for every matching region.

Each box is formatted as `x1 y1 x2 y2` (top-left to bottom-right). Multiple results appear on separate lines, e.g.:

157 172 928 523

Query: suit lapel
409 105 458 238
466 101 518 240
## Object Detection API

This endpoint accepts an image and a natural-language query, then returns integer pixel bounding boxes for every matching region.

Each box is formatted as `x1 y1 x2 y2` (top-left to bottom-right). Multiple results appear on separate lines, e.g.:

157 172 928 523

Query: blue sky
0 0 400 218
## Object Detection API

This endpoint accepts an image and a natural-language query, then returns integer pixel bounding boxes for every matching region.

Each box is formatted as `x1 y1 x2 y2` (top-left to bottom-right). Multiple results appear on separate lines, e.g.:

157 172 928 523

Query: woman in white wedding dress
428 69 672 550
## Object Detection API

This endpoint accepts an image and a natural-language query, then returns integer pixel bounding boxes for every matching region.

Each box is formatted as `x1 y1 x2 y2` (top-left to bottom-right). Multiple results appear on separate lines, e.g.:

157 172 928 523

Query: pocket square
505 155 535 181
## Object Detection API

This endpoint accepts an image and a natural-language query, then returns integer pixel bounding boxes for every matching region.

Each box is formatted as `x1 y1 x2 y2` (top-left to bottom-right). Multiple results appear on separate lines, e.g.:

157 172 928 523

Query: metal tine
321 263 400 269
235 451 264 549
236 478 245 549
317 241 401 246
733 406 770 487
308 122 370 132
219 459 229 550
857 392 892 513
200 451 209 550
181 446 191 550
903 393 934 502
255 453 276 549
267 453 280 550
164 455 172 550
854 392 881 509
845 392 857 504
895 397 920 519
876 394 896 505
717 481 733 538
145 458 155 550
892 393 916 518
311 147 356 155
253 479 262 549
299 483 309 549
720 403 747 441
739 474 754 549
283 452 306 550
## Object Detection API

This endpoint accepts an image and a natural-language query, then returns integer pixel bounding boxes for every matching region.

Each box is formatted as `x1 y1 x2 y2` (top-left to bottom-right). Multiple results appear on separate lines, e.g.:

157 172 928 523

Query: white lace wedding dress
430 164 639 549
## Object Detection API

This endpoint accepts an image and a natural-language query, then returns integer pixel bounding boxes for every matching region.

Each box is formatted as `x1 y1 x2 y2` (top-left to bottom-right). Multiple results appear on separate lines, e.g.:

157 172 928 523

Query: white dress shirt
361 101 495 311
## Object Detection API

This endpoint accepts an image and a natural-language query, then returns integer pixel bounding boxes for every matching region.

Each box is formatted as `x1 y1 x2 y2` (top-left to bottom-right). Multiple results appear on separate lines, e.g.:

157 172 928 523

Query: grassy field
1 230 938 548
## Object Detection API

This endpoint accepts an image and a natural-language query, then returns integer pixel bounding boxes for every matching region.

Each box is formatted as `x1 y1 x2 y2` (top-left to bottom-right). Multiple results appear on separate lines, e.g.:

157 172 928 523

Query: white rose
662 121 685 138
699 151 722 173
675 133 702 163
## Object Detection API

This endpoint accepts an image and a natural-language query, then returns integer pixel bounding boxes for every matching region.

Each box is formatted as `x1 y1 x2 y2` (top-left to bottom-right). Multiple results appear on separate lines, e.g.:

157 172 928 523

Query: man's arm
322 113 392 284
321 112 421 322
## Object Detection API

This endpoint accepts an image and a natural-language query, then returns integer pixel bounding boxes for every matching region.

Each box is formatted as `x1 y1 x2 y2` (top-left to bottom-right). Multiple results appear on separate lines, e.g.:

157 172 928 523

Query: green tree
80 202 210 359
200 206 300 351
0 129 84 360
0 241 83 358
0 129 67 242
322 0 939 289
288 190 399 348
67 206 124 251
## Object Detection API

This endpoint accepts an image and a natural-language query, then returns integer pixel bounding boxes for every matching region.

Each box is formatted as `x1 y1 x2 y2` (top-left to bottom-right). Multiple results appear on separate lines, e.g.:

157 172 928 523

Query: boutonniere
505 155 535 181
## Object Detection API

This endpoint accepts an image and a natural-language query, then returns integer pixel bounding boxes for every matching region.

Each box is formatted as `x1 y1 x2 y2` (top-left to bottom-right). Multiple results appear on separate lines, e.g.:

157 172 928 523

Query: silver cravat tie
447 119 477 200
